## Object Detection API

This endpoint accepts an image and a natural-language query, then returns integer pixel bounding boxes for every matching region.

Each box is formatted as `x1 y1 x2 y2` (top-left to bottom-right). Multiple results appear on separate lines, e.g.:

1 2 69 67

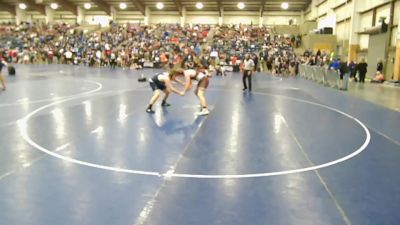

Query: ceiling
0 0 312 16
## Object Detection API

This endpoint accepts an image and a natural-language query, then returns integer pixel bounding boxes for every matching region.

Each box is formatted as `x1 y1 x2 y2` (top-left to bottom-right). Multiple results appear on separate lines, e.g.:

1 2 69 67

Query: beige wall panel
0 12 14 23
335 4 351 22
394 1 400 26
224 16 259 25
358 0 391 12
186 15 218 25
391 27 398 47
336 21 350 41
333 0 348 6
150 15 180 24
54 18 76 24
264 16 300 25
359 34 369 49
375 3 391 24
360 11 373 30
317 1 329 16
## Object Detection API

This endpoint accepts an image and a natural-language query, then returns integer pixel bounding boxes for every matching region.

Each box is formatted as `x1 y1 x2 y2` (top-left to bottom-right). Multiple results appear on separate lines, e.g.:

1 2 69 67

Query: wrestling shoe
196 108 210 116
161 102 171 107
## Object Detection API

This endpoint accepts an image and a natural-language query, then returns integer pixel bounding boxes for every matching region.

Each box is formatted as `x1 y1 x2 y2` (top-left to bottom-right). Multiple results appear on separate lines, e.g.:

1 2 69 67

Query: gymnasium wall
367 33 388 78
335 2 351 22
18 11 46 23
186 12 219 25
302 34 337 53
305 3 316 21
150 11 181 24
263 11 300 26
114 11 143 24
336 21 350 41
0 12 14 23
359 0 391 12
223 15 259 25
305 0 400 78
53 11 77 24
0 11 302 26
386 48 396 80
394 1 400 26
149 12 301 26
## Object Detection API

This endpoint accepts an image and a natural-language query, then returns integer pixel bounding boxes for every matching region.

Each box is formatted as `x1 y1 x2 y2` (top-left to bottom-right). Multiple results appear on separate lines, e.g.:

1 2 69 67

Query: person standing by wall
339 59 349 80
338 59 350 90
357 58 368 83
376 58 384 79
377 59 383 73
349 60 357 82
242 54 255 92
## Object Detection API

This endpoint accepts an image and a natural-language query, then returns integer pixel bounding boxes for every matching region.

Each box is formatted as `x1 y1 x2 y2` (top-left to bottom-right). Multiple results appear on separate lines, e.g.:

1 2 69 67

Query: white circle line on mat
0 79 102 107
18 90 370 179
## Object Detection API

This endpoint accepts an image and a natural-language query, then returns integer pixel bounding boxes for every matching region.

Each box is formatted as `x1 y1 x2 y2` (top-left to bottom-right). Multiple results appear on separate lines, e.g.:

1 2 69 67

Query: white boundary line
0 79 102 107
18 90 371 179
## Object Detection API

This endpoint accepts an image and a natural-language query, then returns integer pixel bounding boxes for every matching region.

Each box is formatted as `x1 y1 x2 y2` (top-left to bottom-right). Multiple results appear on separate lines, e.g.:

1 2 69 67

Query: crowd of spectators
299 48 386 83
1 22 306 77
1 21 390 85
211 25 299 76
0 21 210 70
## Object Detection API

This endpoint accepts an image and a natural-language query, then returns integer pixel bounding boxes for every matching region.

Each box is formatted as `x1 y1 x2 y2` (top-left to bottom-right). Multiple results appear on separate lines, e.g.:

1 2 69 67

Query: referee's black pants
243 70 252 91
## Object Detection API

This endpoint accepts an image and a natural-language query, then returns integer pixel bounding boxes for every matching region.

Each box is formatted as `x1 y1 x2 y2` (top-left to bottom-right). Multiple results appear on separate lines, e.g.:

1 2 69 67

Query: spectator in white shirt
65 50 73 64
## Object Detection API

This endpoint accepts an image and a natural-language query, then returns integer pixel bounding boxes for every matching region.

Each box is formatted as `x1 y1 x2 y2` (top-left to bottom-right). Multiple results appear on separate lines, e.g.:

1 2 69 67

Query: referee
242 54 255 92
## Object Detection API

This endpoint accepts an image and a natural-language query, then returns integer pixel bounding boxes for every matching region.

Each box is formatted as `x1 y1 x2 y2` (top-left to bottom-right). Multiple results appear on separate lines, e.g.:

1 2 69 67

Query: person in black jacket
349 60 357 82
357 58 368 83
339 59 349 80
252 54 259 72
377 59 383 73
